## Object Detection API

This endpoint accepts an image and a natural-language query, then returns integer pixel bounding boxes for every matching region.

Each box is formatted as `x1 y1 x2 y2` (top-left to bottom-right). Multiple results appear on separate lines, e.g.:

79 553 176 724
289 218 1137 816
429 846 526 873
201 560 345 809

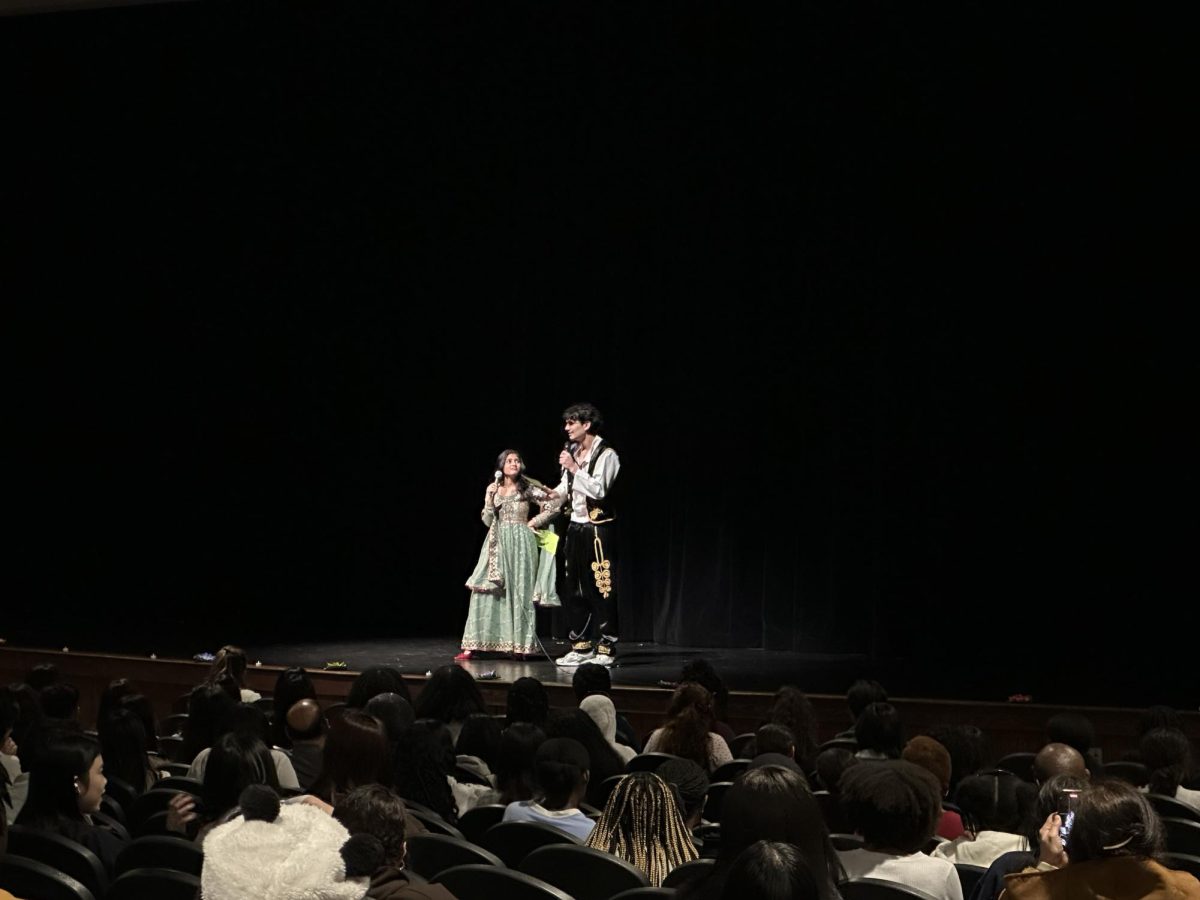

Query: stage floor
241 636 872 697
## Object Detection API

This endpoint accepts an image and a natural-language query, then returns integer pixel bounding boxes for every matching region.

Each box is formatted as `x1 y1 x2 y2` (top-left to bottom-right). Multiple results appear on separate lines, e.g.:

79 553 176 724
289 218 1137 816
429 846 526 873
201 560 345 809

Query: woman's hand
294 794 335 815
1038 812 1070 868
166 792 198 834
527 522 539 533
1 734 17 756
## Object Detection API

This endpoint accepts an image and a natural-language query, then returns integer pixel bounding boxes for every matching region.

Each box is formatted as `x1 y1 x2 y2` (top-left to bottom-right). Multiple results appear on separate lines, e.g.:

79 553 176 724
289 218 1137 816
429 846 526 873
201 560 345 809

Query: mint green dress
461 486 560 655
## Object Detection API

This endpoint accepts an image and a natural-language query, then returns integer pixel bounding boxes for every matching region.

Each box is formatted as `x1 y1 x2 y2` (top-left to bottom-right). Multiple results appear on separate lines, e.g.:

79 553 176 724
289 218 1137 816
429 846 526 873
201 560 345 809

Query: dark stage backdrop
5 2 1192 706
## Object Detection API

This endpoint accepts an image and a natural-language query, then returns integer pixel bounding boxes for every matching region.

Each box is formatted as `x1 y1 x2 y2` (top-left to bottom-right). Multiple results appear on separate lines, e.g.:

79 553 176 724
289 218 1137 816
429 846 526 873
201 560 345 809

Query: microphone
493 469 503 483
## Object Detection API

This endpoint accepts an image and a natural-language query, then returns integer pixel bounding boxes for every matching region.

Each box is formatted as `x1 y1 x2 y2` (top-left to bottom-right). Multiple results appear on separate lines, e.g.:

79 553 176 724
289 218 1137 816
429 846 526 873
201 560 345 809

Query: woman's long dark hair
494 448 532 495
309 711 391 804
544 708 626 807
765 686 820 772
493 723 546 804
15 733 99 830
180 683 238 762
393 719 459 823
655 683 717 771
1141 728 1196 797
202 732 280 820
98 708 154 794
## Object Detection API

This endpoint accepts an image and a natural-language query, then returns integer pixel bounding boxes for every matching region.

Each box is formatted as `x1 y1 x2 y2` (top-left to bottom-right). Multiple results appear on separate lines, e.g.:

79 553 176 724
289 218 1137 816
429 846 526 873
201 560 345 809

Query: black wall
5 2 1192 706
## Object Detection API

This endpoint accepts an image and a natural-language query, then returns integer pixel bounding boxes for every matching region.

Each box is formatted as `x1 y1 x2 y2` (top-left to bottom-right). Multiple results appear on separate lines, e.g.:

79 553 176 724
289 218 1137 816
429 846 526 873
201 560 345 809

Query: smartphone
1057 789 1081 847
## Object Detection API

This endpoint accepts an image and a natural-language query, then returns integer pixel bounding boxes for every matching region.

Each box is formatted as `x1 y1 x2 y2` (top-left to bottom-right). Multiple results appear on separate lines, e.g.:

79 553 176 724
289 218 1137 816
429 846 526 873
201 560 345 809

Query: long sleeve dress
461 485 560 655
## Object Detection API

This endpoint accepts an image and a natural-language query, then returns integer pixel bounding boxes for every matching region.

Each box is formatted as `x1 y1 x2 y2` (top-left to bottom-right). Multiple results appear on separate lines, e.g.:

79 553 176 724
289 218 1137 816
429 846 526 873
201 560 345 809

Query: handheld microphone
493 469 503 483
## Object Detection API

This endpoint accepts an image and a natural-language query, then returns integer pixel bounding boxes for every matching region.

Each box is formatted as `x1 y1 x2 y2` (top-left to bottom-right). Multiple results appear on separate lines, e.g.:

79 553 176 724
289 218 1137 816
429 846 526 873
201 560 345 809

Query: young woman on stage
457 449 560 660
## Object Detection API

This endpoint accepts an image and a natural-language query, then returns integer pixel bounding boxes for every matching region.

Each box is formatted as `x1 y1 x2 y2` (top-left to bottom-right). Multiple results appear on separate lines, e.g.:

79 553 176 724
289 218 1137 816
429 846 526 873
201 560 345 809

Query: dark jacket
368 865 459 900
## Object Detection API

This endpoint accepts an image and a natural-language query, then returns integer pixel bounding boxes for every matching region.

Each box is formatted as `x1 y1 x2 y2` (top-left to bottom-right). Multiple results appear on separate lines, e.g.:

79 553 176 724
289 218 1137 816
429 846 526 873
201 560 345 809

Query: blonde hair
585 772 698 886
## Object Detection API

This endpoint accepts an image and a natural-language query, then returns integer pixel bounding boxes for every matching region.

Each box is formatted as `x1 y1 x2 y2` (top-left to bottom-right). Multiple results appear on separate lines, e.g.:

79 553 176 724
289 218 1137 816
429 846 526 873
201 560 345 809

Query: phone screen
1058 789 1080 847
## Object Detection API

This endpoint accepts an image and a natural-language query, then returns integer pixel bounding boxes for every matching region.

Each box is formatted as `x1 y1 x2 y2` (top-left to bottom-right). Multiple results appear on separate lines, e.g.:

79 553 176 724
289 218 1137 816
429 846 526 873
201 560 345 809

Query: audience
505 676 549 728
97 706 162 793
903 735 965 840
838 760 963 900
1032 742 1090 784
580 694 637 764
1002 779 1200 899
412 666 486 743
205 645 261 703
854 701 904 760
309 710 392 806
348 666 413 711
284 698 327 790
332 784 457 899
722 840 821 900
543 707 627 809
586 771 699 885
365 693 415 754
837 679 889 739
477 722 545 806
502 737 595 840
680 765 844 900
643 682 734 773
270 666 317 749
1140 728 1200 810
932 770 1029 866
763 686 821 772
657 756 711 834
392 720 462 824
679 659 738 747
454 712 501 786
1045 711 1100 772
927 723 992 796
573 663 640 751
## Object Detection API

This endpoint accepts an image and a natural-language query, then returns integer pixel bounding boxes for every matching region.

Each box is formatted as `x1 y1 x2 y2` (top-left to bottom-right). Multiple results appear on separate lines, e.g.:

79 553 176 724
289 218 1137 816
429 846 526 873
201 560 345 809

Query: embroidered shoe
454 650 475 661
593 641 616 667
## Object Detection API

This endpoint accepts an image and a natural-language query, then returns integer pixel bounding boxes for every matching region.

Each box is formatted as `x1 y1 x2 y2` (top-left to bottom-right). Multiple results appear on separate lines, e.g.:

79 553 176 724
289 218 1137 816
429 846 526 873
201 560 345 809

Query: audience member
903 735 965 839
1002 779 1200 899
348 666 413 710
643 683 734 772
814 746 859 795
753 723 796 759
97 707 162 793
95 678 134 731
310 711 392 806
721 840 821 900
926 723 991 796
573 663 639 751
180 683 239 764
587 771 699 885
38 683 80 724
657 756 710 832
1140 728 1200 809
476 722 544 806
580 694 637 764
505 677 549 727
679 765 844 900
854 702 903 760
205 645 261 703
543 707 627 808
195 731 282 837
332 784 457 899
284 698 327 791
502 737 594 840
454 712 501 785
412 667 486 743
117 693 159 752
1 697 27 825
838 760 963 900
680 659 737 747
23 664 60 692
933 770 1028 866
971 773 1089 900
1045 711 1100 771
270 666 317 749
1031 742 1089 784
764 686 820 771
837 679 889 739
392 720 462 824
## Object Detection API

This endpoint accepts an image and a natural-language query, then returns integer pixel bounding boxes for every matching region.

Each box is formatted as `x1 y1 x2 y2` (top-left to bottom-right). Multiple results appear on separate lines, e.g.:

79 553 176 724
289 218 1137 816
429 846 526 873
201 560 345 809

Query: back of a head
722 840 820 900
680 659 728 712
535 737 590 801
572 663 612 701
273 667 317 730
333 784 409 867
286 698 326 742
183 683 239 758
456 712 502 766
414 665 485 723
902 735 953 796
1045 712 1096 759
767 686 819 765
854 702 903 758
656 757 710 824
209 645 248 687
1070 778 1165 863
506 676 549 727
1139 728 1194 795
96 678 134 727
25 663 61 692
955 770 1024 835
494 722 546 802
1026 773 1090 849
40 683 80 721
846 679 888 721
365 693 414 745
587 772 698 886
755 723 796 758
347 665 411 710
1139 705 1183 737
839 760 942 854
317 710 389 798
97 707 150 790
720 766 843 898
204 731 278 816
1032 741 1089 783
814 748 859 794
544 708 623 780
925 723 990 793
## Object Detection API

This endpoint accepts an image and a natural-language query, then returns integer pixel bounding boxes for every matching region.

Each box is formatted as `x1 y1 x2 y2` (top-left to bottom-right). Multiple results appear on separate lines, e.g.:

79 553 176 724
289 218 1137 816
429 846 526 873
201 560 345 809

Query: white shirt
839 849 964 900
553 436 620 524
930 830 1028 867
187 746 300 791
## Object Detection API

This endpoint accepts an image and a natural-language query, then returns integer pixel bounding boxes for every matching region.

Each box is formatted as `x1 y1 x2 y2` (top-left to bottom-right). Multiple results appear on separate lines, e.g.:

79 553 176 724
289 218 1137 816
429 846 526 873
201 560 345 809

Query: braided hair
586 772 698 886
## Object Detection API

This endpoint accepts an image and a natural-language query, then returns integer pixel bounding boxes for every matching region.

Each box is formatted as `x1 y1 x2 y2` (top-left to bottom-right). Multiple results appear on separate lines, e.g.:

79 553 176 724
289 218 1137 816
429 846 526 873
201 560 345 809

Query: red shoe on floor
454 650 474 660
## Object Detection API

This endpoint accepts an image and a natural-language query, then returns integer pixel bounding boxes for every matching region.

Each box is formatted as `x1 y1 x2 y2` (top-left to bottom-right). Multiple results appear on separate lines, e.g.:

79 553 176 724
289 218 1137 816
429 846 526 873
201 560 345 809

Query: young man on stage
553 402 621 667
